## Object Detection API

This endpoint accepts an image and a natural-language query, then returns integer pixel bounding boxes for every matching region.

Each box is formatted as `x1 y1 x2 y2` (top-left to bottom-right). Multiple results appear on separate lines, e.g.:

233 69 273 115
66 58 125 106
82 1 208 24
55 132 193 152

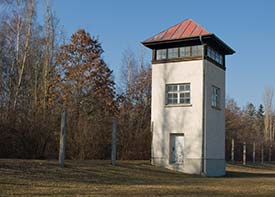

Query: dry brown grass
1 159 275 196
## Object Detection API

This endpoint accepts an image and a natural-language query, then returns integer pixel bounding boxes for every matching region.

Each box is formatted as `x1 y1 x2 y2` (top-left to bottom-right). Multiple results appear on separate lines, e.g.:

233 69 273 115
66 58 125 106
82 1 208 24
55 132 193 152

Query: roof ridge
179 19 192 38
143 18 211 43
169 21 182 39
144 19 190 42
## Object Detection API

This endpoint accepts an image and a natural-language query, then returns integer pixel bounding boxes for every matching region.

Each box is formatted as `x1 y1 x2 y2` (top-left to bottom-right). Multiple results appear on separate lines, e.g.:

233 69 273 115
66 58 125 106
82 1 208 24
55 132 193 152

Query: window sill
165 104 192 108
153 56 202 64
170 162 184 165
211 106 222 111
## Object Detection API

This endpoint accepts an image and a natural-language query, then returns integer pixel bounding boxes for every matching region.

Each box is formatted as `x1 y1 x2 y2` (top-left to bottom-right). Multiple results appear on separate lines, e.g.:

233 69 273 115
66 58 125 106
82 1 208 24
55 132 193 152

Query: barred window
156 49 167 60
166 83 191 105
168 48 178 59
191 45 203 56
179 46 191 57
155 45 203 61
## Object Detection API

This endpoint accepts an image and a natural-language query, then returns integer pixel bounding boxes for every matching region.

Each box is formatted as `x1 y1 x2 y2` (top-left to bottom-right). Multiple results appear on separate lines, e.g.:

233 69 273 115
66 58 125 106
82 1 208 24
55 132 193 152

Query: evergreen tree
256 104 265 142
245 103 256 118
241 102 257 141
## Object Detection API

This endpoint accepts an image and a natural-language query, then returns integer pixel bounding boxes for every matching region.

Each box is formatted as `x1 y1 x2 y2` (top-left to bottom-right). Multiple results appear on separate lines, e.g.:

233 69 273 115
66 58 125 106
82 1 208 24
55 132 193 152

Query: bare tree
119 48 138 93
42 0 55 120
263 87 274 161
0 0 61 159
117 48 152 159
13 0 35 110
263 87 274 141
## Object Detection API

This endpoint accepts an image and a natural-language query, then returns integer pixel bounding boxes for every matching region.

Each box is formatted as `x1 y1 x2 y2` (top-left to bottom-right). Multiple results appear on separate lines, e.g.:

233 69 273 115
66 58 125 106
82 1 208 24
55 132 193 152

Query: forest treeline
0 0 151 160
225 89 275 162
0 1 274 162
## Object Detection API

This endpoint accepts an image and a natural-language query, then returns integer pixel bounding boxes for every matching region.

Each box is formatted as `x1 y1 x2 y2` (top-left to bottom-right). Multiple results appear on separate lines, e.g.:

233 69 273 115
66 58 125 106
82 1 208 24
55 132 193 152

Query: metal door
170 134 184 164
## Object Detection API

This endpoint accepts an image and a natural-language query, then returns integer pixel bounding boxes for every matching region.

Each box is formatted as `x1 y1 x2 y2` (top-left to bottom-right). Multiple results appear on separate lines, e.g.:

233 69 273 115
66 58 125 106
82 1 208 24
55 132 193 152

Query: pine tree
256 104 265 143
242 103 257 141
245 103 256 118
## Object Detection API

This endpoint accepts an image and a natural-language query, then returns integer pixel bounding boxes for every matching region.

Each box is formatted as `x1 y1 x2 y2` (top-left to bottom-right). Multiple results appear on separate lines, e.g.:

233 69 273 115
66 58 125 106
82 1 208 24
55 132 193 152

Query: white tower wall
151 60 204 174
151 58 226 176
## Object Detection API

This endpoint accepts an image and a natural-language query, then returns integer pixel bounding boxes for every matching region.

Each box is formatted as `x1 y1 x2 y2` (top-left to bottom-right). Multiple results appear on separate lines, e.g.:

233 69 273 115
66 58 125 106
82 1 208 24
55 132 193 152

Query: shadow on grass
226 171 275 178
0 159 204 187
1 159 275 188
2 160 275 196
225 163 275 178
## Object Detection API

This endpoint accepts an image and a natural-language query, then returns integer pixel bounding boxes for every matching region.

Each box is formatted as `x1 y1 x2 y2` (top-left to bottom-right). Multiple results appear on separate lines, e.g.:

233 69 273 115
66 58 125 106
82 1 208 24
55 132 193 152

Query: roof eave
142 34 235 55
203 34 235 55
142 34 212 48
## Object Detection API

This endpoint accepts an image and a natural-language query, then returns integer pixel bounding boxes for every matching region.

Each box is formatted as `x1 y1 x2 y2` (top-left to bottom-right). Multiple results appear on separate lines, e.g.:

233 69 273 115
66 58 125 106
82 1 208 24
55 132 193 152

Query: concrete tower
142 19 235 176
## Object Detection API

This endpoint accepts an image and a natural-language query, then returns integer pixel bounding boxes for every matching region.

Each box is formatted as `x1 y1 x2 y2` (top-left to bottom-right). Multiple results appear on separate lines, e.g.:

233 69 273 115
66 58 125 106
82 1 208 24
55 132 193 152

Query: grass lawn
1 160 275 196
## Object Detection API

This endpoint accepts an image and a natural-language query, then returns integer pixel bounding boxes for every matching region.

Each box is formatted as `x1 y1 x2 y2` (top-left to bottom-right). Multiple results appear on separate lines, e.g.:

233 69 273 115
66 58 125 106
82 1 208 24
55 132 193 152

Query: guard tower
142 19 234 176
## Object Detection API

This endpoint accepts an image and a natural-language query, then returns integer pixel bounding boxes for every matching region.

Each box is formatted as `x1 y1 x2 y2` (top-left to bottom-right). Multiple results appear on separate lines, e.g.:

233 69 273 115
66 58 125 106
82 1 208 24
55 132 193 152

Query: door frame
169 133 185 164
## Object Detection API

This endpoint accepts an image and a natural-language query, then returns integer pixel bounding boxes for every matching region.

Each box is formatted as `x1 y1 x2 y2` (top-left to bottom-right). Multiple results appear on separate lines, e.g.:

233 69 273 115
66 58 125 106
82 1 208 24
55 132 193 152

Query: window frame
167 47 179 59
211 85 221 109
156 49 167 60
179 46 191 58
166 83 191 106
154 45 203 61
191 45 203 57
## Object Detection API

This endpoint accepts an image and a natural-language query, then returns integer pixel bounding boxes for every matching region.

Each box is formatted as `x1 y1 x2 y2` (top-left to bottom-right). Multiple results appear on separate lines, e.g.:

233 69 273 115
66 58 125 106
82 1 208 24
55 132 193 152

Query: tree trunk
43 0 55 121
13 0 35 109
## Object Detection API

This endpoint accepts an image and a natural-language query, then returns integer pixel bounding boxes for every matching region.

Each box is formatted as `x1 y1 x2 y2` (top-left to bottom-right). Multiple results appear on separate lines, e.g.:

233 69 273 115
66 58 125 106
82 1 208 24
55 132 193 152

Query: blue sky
37 0 275 108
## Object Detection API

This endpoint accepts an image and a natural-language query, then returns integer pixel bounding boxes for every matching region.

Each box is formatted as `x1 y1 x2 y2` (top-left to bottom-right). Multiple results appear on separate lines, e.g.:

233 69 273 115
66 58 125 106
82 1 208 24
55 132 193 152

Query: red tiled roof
143 19 210 43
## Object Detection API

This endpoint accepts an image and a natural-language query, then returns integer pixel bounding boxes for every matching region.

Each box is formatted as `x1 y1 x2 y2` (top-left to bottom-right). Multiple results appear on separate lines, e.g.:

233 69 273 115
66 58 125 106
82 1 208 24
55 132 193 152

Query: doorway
170 134 184 164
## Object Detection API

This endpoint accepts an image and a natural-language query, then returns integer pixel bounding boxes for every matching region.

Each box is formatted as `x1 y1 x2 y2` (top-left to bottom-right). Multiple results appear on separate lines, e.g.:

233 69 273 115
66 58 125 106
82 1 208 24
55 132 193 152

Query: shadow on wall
155 63 201 173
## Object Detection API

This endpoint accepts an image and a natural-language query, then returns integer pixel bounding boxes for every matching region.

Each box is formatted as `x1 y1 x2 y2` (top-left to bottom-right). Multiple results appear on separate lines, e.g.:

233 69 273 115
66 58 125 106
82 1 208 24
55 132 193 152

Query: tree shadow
226 171 275 178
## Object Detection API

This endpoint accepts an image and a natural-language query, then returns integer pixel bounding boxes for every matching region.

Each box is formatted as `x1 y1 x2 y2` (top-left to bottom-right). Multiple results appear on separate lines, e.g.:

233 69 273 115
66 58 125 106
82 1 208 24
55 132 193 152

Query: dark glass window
207 47 223 65
211 86 220 108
